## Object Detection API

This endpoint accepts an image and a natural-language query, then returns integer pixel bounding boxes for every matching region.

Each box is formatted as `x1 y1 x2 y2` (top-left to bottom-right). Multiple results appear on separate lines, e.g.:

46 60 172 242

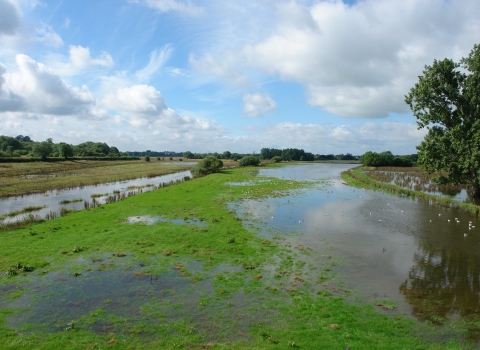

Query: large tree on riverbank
405 44 480 197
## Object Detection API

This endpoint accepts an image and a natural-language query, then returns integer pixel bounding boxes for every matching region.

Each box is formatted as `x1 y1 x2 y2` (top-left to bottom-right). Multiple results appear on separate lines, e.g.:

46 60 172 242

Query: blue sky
0 0 479 154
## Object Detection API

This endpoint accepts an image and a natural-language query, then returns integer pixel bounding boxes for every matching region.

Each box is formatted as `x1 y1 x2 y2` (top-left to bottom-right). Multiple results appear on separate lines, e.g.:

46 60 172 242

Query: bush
191 155 223 177
145 156 150 162
271 156 282 163
238 156 261 167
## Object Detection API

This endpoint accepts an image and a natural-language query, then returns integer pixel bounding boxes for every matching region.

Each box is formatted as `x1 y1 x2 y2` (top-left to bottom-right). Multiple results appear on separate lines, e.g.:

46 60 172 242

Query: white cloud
0 0 21 36
1 54 97 117
190 0 480 119
129 0 203 16
135 45 172 82
70 45 113 69
35 23 63 47
243 92 276 117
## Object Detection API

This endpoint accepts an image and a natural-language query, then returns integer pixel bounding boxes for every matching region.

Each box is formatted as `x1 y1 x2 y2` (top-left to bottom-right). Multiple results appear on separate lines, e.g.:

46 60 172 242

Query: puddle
127 215 206 226
3 259 276 342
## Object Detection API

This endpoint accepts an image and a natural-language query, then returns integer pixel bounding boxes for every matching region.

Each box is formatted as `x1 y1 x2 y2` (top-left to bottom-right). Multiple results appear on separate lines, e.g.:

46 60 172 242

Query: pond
234 163 480 327
0 171 192 223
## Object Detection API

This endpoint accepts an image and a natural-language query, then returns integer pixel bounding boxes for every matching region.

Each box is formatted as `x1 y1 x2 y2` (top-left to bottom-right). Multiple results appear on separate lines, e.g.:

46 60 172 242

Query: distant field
0 158 205 198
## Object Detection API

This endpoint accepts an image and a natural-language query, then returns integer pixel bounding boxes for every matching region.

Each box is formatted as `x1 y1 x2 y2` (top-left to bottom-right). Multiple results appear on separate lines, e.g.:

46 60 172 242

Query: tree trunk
472 181 480 197
471 167 480 197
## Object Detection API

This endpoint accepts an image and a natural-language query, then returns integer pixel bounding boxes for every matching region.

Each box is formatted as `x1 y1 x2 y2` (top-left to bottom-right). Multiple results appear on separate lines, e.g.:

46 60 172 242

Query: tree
58 143 74 159
183 151 193 159
32 141 53 160
405 44 480 196
191 155 223 176
221 151 231 159
238 155 261 167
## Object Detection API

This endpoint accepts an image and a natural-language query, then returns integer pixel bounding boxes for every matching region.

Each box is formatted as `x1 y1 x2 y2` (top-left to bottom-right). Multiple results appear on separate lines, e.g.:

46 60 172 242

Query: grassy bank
341 166 480 216
0 166 473 349
0 158 207 198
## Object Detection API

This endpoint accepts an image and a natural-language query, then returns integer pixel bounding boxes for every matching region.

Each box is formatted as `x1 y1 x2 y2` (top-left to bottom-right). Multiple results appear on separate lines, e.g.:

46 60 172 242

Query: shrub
191 155 223 177
145 156 150 162
271 156 282 163
238 156 261 167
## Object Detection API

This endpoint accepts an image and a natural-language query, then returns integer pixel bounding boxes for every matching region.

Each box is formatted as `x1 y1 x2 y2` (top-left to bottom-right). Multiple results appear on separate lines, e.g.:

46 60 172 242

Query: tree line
359 151 417 167
0 135 123 159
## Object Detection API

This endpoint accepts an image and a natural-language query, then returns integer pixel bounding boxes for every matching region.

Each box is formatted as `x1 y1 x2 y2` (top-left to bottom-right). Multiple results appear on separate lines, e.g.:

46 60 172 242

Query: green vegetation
405 44 480 197
0 206 46 220
360 151 416 167
0 158 194 198
270 156 282 163
238 155 261 167
191 155 224 176
342 166 480 216
0 165 475 348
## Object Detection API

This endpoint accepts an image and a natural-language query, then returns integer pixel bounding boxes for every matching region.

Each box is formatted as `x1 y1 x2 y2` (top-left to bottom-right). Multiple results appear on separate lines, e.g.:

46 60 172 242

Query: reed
342 166 480 216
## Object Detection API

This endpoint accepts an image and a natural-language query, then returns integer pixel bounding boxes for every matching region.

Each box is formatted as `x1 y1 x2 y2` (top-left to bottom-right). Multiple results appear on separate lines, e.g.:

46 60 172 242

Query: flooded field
365 168 475 203
0 170 192 223
2 163 480 347
235 164 480 326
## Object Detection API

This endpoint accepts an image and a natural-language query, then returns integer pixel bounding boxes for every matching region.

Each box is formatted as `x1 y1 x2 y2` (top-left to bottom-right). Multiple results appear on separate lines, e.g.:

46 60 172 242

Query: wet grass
0 206 46 220
342 166 480 216
0 165 476 348
0 158 197 198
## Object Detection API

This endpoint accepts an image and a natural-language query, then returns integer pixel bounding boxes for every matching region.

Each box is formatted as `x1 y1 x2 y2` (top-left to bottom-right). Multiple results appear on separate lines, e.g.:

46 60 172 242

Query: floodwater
3 163 480 342
0 170 192 223
235 163 480 326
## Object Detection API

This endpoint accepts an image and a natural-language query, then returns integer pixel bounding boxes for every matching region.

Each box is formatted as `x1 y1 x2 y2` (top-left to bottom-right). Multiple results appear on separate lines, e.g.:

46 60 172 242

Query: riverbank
0 158 208 198
341 166 480 216
0 165 473 349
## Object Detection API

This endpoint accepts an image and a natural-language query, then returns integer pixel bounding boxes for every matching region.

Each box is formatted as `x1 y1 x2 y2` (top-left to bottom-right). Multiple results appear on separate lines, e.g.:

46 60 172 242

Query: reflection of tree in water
438 187 462 198
399 240 480 340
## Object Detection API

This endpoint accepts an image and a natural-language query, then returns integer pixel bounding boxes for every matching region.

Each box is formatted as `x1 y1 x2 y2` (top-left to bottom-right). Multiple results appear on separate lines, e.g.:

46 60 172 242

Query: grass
0 165 476 348
0 206 46 220
0 158 199 198
341 166 480 216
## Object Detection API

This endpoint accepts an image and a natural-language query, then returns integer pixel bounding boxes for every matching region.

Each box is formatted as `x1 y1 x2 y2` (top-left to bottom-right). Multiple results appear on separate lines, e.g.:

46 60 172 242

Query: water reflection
236 163 480 329
0 171 192 223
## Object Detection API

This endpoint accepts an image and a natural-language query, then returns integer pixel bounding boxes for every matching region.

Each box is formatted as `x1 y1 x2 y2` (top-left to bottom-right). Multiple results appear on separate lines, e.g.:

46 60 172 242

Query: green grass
0 165 476 349
342 166 480 216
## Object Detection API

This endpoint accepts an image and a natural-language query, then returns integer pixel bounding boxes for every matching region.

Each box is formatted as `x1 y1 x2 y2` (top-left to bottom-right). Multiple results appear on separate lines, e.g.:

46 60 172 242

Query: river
235 163 480 325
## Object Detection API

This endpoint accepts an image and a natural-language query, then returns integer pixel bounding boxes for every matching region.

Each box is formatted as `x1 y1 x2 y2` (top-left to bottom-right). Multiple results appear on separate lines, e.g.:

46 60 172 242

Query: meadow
0 163 475 349
0 158 232 198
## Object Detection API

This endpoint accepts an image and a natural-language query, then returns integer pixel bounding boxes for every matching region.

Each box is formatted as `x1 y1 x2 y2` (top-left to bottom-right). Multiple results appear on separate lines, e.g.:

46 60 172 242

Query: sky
0 0 479 155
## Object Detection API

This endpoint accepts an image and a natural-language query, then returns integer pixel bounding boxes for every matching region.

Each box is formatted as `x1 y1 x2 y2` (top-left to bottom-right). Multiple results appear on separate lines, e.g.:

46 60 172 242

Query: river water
3 162 480 336
0 170 192 223
235 163 480 326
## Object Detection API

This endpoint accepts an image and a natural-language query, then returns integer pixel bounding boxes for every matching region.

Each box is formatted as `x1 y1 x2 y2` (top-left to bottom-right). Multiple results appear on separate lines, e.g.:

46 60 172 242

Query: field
0 158 234 198
0 163 474 349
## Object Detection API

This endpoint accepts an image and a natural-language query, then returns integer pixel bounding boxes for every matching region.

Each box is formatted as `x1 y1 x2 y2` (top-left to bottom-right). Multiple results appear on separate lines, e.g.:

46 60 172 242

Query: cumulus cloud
69 45 113 69
191 0 480 118
243 92 276 117
0 0 21 36
1 54 97 117
102 84 226 139
129 0 203 16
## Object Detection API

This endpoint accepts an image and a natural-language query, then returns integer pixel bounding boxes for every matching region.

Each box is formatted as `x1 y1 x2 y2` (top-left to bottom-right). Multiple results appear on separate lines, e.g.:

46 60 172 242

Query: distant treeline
0 135 129 160
260 148 358 161
360 151 418 167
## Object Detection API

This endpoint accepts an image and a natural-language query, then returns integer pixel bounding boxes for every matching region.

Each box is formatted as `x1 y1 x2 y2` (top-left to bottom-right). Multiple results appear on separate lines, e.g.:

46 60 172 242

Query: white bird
448 219 451 222
464 233 468 237
438 214 442 216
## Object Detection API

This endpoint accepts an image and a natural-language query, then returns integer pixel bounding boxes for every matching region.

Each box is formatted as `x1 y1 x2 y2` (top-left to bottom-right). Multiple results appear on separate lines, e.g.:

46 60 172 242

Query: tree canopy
405 44 480 196
191 155 223 176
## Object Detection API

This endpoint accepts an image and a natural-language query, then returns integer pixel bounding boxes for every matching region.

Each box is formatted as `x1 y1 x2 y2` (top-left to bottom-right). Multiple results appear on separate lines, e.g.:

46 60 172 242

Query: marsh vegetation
1 162 479 348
